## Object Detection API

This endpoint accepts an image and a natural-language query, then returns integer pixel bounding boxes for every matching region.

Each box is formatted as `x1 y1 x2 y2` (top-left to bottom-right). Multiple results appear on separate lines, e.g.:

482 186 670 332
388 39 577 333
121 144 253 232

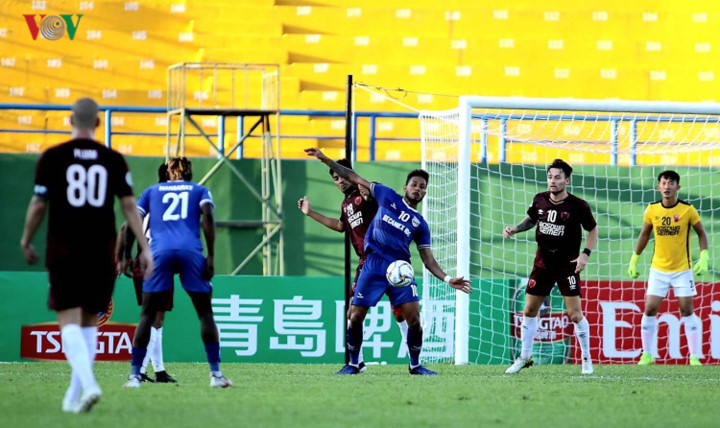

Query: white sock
61 324 98 391
358 347 364 364
141 327 156 374
82 327 98 364
641 314 658 356
573 317 591 358
150 327 165 372
520 316 538 360
682 314 701 357
397 320 409 350
64 372 82 403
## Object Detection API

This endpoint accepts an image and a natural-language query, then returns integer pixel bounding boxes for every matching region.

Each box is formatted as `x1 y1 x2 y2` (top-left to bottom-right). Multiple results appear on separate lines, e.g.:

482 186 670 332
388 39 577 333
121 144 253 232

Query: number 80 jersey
33 138 134 247
136 180 214 252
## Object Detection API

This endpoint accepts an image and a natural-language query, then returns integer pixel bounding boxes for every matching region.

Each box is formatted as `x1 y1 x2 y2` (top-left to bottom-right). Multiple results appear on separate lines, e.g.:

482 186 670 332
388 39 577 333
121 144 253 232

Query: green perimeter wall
2 155 719 282
0 272 515 363
0 154 422 276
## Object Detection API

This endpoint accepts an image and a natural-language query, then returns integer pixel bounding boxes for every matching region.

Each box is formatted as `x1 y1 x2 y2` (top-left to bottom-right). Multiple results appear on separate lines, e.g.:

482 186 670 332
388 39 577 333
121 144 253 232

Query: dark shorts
47 244 116 313
527 266 581 297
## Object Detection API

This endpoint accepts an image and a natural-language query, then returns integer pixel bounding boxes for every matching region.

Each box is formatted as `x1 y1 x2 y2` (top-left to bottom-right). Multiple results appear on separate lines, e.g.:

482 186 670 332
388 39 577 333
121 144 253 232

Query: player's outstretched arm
201 203 215 280
503 216 536 238
20 196 47 265
692 221 709 275
298 196 344 232
120 195 153 279
304 148 372 190
628 222 653 278
419 247 472 294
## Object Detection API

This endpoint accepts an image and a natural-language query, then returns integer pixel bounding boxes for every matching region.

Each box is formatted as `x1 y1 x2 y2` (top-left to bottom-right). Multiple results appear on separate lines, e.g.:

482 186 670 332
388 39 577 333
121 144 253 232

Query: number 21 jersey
136 180 214 253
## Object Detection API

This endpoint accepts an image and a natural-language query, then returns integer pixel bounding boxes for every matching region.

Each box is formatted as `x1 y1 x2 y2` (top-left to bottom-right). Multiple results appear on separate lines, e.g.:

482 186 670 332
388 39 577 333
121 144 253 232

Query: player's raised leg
506 294 544 374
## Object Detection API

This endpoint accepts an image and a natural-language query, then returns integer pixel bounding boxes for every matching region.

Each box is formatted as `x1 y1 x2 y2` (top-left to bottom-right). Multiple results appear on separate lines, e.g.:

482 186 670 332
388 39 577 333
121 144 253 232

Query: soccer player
627 170 709 366
116 162 176 383
20 98 153 413
304 148 471 375
298 159 409 370
124 157 232 388
503 159 598 375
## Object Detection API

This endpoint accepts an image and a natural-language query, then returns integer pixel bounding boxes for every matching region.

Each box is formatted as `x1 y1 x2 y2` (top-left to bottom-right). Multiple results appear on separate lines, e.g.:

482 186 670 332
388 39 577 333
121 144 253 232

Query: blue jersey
136 180 214 253
364 183 431 262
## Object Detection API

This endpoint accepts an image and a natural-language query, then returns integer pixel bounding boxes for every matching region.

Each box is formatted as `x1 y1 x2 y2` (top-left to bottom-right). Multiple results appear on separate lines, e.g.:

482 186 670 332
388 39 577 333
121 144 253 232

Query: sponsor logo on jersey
348 211 363 229
382 214 412 237
538 221 565 236
561 212 569 220
390 203 397 210
657 226 680 236
673 215 680 222
538 209 544 215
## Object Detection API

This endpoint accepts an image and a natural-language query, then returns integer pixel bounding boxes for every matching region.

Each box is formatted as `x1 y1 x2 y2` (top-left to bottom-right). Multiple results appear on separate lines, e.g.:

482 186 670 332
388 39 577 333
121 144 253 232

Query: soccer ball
386 260 414 288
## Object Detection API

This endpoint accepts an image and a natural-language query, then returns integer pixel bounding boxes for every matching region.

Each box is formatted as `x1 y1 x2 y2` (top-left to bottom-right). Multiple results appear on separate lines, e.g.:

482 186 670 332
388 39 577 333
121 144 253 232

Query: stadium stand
1 0 720 159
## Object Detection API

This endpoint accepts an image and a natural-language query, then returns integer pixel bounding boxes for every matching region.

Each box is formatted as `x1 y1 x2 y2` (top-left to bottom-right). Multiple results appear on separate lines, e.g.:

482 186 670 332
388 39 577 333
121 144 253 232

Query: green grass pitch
1 362 717 427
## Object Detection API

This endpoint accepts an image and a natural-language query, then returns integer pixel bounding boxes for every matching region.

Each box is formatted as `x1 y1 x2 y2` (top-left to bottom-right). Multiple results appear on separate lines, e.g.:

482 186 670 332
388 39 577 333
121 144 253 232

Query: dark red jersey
34 139 133 262
527 191 596 269
340 188 378 259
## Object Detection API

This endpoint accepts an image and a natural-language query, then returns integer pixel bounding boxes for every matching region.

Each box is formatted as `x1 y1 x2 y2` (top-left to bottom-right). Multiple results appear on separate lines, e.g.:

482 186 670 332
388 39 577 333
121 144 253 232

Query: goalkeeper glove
627 253 640 278
693 249 710 276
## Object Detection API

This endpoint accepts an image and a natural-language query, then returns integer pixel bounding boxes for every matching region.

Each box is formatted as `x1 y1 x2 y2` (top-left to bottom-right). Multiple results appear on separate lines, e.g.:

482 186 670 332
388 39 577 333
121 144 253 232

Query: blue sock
131 347 147 376
407 327 423 367
346 324 363 366
205 343 221 372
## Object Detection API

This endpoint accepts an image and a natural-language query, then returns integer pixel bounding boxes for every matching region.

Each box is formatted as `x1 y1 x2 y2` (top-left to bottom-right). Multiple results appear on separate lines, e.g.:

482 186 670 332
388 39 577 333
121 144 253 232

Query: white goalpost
420 97 720 366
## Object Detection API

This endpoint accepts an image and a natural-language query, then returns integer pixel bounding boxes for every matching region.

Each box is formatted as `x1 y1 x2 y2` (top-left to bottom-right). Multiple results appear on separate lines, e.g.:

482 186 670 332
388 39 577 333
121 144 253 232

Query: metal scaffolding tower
166 62 283 275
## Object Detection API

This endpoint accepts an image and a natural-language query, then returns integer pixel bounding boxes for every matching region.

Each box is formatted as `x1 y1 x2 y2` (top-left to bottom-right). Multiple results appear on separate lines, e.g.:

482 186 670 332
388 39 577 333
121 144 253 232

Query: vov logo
23 14 83 41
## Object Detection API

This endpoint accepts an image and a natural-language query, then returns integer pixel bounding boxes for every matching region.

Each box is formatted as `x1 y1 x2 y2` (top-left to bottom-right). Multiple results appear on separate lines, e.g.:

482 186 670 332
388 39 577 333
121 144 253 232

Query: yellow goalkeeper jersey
643 200 701 273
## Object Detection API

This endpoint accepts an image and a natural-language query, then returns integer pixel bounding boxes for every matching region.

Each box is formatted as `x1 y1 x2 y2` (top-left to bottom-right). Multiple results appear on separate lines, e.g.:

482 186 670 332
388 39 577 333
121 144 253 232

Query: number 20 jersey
33 138 133 248
136 180 214 253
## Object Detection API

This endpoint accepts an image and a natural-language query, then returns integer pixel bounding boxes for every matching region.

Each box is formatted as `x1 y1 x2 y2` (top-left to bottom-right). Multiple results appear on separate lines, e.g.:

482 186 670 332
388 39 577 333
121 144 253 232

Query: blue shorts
143 249 211 294
352 252 419 308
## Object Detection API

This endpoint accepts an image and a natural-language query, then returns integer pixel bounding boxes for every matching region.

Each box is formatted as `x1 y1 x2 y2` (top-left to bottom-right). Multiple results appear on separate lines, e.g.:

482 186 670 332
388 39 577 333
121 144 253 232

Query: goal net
419 97 720 366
